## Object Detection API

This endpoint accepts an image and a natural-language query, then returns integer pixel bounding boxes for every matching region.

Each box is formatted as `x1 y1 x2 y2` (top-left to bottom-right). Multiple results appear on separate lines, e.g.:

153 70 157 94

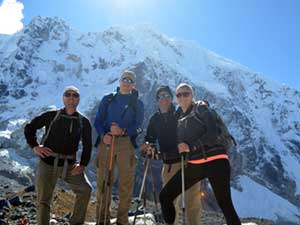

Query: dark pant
159 159 241 225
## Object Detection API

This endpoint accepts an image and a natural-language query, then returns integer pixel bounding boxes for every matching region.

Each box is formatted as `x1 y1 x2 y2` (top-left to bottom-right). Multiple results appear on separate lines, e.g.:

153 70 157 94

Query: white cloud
0 0 24 35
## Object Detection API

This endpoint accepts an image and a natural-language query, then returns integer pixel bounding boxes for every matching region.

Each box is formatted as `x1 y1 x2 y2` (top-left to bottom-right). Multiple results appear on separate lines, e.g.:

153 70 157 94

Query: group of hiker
24 70 241 225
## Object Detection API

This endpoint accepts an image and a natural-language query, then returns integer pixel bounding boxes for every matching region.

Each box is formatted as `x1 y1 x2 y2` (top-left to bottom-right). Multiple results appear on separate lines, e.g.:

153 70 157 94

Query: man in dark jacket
141 86 201 225
24 86 92 225
94 71 144 225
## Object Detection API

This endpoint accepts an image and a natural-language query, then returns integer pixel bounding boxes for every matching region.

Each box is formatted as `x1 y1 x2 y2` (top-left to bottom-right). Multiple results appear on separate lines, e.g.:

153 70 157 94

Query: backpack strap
121 88 138 123
94 90 119 148
77 112 84 142
41 110 85 146
230 135 237 146
103 92 118 121
40 109 62 145
130 89 138 121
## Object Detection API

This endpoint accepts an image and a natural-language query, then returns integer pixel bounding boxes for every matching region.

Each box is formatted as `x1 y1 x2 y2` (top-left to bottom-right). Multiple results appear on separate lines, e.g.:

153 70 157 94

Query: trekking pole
181 153 186 225
143 181 147 225
97 144 111 224
149 160 163 224
104 135 116 225
133 157 150 225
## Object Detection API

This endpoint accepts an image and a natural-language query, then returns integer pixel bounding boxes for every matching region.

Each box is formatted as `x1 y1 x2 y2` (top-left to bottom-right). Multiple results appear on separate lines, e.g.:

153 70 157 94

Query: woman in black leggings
159 83 241 225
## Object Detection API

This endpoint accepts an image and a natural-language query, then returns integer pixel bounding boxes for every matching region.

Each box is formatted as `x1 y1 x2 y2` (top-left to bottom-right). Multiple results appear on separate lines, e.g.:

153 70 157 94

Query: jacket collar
177 103 194 118
62 108 78 117
158 103 176 115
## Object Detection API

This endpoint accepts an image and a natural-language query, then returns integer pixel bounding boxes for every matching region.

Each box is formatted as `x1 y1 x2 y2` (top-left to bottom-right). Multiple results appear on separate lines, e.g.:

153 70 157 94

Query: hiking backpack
189 100 236 150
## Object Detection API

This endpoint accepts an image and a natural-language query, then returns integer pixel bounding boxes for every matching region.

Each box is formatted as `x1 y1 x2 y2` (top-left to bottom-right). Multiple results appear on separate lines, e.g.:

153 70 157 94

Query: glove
140 142 160 160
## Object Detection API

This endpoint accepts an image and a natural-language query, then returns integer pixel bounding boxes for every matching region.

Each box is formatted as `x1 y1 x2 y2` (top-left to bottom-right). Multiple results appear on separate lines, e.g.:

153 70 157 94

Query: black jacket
24 109 92 166
177 103 227 161
144 104 181 164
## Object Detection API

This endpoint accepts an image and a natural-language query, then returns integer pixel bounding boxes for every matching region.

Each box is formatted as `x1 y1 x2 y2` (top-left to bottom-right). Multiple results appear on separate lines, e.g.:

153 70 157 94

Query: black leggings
159 159 241 225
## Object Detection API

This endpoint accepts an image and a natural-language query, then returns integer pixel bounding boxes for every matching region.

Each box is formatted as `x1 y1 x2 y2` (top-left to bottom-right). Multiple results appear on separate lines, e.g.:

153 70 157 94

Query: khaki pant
95 136 137 225
36 160 92 225
162 162 201 225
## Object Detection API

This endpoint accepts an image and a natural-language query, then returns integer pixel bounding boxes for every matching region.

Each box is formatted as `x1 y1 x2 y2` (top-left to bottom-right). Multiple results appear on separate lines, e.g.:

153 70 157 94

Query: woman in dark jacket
159 83 241 225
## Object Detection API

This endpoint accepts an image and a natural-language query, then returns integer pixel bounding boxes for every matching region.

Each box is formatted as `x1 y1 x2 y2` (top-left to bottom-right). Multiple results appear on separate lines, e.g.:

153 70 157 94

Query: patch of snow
232 176 300 222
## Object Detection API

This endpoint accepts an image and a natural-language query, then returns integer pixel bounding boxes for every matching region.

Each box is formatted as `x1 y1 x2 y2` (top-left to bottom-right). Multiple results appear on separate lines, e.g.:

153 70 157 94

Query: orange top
188 154 228 164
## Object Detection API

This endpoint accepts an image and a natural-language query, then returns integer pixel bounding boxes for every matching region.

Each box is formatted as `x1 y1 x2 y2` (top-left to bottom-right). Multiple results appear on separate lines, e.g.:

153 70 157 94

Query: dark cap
156 86 173 99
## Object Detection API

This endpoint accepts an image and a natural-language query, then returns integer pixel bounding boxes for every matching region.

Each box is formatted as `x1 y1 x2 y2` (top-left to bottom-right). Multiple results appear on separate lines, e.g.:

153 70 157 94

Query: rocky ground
0 183 277 225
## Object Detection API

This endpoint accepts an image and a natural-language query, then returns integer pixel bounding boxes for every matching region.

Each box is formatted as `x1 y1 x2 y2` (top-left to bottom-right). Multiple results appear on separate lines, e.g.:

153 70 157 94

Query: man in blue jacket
94 71 144 225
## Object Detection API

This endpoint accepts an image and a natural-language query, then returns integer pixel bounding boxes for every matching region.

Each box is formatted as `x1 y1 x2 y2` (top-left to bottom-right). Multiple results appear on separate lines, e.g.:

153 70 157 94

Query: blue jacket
94 92 144 138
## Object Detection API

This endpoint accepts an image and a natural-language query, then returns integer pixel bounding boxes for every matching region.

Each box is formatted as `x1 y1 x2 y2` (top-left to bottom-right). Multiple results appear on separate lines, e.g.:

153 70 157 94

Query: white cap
63 85 80 95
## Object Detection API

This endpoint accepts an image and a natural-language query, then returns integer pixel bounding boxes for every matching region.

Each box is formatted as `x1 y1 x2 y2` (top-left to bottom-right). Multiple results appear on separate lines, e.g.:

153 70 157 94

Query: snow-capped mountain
1 16 300 224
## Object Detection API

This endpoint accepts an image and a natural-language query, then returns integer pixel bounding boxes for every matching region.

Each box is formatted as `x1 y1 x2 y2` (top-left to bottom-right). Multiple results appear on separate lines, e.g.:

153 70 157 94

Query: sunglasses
157 93 172 100
176 92 191 98
121 77 135 84
64 92 80 98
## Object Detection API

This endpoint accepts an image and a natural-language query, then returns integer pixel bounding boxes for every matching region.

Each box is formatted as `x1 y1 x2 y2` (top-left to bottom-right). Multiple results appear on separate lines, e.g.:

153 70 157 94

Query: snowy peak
25 16 70 41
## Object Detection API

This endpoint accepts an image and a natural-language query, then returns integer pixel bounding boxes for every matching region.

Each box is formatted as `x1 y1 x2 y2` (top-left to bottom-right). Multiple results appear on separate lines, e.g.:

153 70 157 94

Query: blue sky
2 0 300 89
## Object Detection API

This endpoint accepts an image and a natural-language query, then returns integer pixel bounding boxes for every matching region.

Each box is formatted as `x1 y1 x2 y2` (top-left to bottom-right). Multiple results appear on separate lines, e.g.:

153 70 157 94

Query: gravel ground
0 184 277 225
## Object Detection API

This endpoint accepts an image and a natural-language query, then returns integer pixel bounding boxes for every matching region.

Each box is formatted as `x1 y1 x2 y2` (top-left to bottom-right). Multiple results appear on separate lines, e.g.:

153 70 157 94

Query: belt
51 153 76 179
117 134 129 138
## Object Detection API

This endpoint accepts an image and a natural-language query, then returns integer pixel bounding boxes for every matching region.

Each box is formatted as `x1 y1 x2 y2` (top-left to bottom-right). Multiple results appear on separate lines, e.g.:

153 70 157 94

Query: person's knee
75 181 92 198
84 183 92 196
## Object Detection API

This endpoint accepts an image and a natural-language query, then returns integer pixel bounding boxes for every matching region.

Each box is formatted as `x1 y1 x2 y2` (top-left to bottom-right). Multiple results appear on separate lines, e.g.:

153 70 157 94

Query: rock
63 212 71 219
29 208 36 214
49 218 58 225
242 223 258 225
0 212 5 219
0 200 9 210
1 207 9 213
0 219 8 225
8 196 23 207
25 201 35 207
24 185 35 193
10 214 23 220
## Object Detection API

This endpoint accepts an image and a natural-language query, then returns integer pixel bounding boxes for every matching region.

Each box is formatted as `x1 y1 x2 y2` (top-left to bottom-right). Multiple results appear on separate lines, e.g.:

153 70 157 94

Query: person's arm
79 118 92 166
126 100 144 137
94 95 110 137
141 115 160 158
144 115 157 143
24 111 55 158
24 111 53 148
